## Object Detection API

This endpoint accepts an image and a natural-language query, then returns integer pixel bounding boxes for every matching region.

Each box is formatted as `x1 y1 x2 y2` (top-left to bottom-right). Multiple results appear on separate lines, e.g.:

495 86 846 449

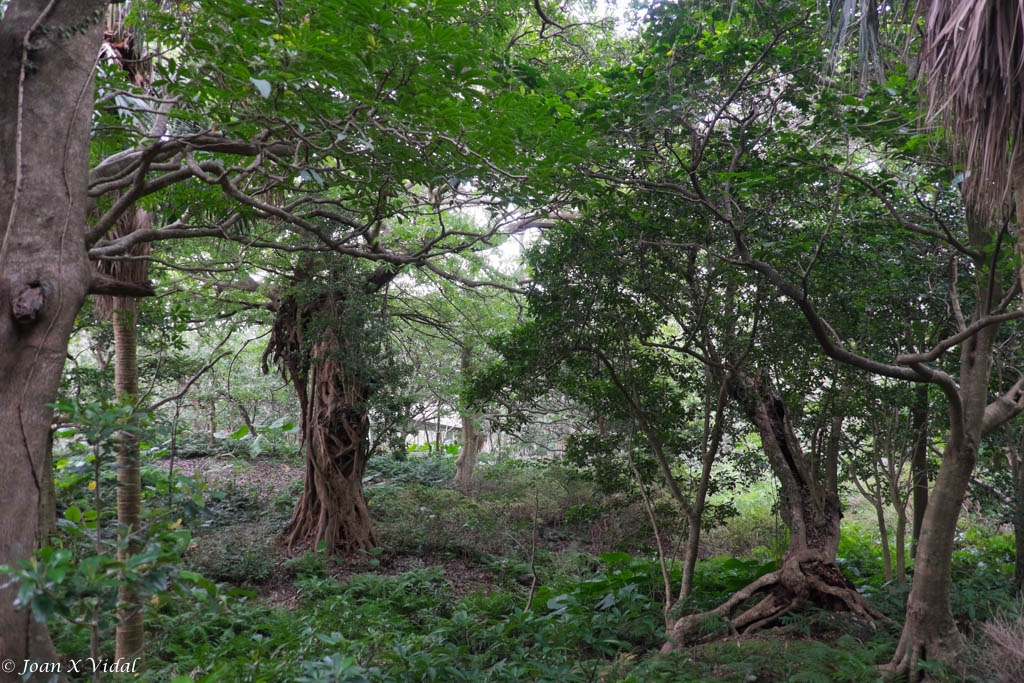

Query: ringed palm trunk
113 296 144 660
97 207 151 662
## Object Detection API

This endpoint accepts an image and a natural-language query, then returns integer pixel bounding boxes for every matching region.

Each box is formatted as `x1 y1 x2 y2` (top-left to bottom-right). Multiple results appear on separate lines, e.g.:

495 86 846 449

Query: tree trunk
889 283 1005 676
454 421 484 489
208 395 217 447
455 345 483 489
679 505 705 599
284 342 377 554
665 371 877 649
1012 433 1024 596
37 429 57 543
872 493 893 582
678 372 726 599
112 299 143 661
265 285 381 556
889 439 977 674
910 384 929 558
96 202 151 663
0 0 105 669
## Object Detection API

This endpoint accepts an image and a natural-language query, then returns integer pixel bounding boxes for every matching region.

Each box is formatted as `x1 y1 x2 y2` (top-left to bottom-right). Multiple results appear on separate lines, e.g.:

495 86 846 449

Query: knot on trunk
11 283 45 324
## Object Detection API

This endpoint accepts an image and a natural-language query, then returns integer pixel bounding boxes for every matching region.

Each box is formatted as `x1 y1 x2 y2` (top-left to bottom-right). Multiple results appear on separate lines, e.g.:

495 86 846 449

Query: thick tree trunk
266 286 382 556
0 1 105 670
454 420 484 489
284 345 377 554
665 371 876 649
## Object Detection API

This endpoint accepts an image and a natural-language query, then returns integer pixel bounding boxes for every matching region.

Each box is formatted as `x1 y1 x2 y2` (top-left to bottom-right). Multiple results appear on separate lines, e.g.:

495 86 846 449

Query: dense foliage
3 0 1024 679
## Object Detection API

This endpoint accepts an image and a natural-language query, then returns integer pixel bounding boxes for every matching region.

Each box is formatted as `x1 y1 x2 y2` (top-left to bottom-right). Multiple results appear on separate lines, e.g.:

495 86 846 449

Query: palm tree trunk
113 297 144 661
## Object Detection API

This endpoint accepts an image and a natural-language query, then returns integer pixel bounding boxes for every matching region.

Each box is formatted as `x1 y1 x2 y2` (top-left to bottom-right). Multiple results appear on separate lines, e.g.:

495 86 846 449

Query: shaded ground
157 454 304 498
156 454 511 608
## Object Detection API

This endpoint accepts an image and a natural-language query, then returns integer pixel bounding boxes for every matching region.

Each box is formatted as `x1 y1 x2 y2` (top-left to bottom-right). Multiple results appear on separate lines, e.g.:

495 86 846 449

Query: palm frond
923 0 1024 205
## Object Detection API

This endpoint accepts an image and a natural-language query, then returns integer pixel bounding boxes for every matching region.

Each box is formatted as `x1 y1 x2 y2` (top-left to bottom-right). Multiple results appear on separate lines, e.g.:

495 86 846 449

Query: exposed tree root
662 551 885 653
880 613 964 682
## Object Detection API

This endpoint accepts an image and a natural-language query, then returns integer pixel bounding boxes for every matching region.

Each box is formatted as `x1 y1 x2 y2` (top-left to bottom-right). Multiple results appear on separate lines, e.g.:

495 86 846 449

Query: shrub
187 537 275 585
368 485 501 557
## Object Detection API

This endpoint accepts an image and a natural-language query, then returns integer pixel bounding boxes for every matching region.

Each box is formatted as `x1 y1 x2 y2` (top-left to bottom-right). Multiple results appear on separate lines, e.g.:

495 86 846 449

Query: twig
626 434 674 626
524 491 540 612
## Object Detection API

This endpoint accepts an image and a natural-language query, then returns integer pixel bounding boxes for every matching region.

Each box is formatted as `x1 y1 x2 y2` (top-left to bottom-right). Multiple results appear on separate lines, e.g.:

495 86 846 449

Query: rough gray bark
0 0 107 669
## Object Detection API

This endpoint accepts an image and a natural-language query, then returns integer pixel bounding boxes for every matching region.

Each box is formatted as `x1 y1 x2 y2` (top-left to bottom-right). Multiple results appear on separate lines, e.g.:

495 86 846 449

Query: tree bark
678 371 727 599
265 286 380 555
910 384 929 558
95 201 151 663
454 420 484 489
284 341 377 554
112 299 143 661
0 0 105 669
872 489 893 582
889 303 1000 676
37 429 57 543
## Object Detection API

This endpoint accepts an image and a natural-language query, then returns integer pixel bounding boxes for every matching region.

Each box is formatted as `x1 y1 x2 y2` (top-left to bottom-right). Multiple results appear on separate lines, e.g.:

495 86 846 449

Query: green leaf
63 505 81 523
30 593 57 623
228 425 250 440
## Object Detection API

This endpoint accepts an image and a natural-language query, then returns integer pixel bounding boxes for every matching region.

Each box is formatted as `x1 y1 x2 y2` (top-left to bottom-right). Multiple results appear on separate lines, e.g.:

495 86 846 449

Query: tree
475 218 746 607
1 0 588 661
541 0 1024 673
1 1 111 664
95 207 151 662
263 260 402 553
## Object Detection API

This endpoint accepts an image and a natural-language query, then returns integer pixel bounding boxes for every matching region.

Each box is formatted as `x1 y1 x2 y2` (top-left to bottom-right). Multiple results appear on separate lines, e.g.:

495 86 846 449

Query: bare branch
896 310 1024 364
147 351 232 413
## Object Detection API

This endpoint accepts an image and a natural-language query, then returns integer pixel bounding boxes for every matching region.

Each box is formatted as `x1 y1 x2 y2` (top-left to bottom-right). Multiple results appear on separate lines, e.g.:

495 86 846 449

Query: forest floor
127 451 1018 682
155 452 510 607
156 453 304 498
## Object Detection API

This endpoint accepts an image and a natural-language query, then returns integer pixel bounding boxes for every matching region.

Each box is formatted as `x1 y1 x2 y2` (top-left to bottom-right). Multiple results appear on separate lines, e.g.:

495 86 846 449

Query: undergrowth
37 452 1019 682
